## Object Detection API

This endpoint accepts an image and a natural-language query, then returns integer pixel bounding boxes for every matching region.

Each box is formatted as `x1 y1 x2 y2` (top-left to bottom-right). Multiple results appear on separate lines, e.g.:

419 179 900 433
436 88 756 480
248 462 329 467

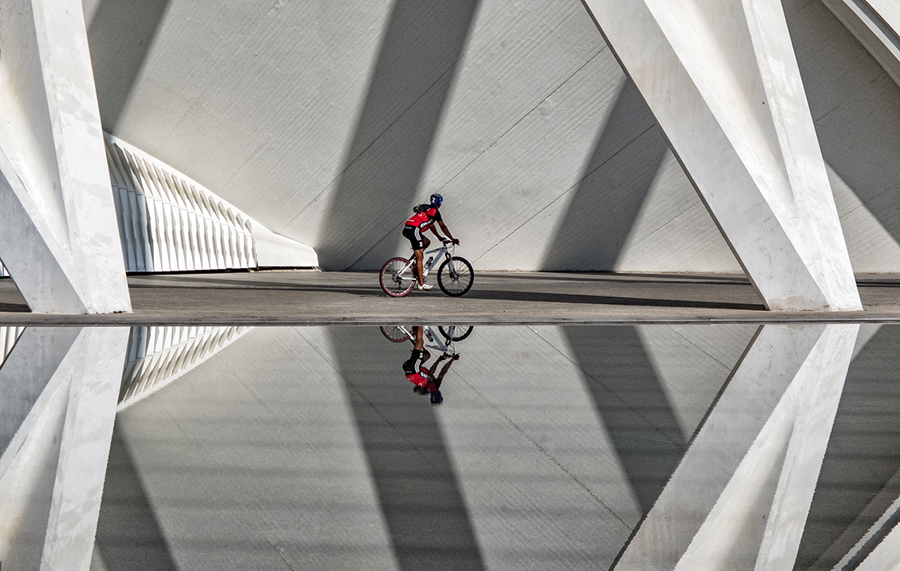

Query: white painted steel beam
0 327 128 571
822 0 900 88
580 0 862 311
613 324 859 570
0 0 131 313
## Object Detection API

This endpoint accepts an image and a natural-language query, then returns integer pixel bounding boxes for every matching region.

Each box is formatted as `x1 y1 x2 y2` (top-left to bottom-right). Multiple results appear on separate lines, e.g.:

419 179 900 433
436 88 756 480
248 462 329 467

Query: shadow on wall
541 80 669 271
784 0 900 266
795 325 900 570
315 0 481 271
562 326 686 515
93 427 179 571
88 0 171 131
327 327 486 571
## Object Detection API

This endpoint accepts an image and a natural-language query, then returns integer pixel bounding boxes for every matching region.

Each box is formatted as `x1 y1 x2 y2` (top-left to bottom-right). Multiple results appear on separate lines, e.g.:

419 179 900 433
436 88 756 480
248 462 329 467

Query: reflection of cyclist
402 326 459 404
402 193 458 291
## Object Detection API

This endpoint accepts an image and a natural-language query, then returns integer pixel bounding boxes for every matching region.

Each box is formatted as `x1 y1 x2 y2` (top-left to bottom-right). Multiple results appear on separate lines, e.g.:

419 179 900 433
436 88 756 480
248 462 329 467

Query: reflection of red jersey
405 206 442 231
406 371 437 392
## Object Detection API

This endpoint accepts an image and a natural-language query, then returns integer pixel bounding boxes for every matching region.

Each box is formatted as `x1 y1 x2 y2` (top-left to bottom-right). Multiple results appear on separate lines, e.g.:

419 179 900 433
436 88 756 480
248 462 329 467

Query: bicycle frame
394 324 456 355
397 241 456 283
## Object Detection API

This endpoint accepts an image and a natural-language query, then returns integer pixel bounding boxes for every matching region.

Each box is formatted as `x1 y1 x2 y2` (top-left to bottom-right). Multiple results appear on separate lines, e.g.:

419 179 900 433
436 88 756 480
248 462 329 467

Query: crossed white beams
581 0 862 311
0 328 128 571
1 324 899 570
0 0 130 314
822 0 900 88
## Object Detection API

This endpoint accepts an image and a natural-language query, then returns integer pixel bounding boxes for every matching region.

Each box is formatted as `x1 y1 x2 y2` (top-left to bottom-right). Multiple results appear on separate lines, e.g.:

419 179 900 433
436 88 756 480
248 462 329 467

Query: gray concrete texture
87 323 900 570
8 271 900 325
92 324 754 570
80 0 900 272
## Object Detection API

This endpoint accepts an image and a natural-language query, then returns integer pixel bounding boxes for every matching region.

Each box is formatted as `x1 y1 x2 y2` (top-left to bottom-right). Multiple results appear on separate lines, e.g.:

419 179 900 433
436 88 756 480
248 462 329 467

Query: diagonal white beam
40 328 128 570
822 0 900 88
614 324 859 570
0 0 130 313
0 327 129 571
580 0 861 311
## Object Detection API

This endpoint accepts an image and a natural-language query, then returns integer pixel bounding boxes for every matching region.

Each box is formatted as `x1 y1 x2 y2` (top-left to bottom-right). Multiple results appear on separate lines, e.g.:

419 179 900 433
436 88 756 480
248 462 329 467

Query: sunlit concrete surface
0 323 893 570
5 271 900 324
79 0 900 279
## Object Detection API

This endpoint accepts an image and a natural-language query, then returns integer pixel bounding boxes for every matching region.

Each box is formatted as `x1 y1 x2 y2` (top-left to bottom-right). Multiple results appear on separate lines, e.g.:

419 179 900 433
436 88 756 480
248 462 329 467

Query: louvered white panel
105 135 258 273
118 325 251 410
0 326 25 369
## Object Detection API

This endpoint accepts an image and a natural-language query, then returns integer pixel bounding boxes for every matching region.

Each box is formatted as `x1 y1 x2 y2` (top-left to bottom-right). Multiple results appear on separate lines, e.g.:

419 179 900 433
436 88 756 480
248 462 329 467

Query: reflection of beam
614 324 859 570
579 0 861 311
0 327 129 571
831 463 900 569
821 0 900 88
855 520 900 570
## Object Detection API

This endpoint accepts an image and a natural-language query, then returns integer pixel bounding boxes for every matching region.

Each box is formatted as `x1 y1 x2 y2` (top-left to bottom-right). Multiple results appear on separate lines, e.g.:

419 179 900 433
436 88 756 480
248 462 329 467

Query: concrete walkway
1 271 900 324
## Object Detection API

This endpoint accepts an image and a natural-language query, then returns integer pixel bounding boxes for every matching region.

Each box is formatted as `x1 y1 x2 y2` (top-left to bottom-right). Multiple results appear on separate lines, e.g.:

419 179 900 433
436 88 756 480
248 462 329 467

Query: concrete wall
83 0 900 271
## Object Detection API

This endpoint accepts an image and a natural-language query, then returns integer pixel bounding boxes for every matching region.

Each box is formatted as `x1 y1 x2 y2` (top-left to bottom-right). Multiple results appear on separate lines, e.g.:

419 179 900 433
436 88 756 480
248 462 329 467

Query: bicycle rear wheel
438 325 473 342
380 326 411 342
380 257 416 297
437 257 474 296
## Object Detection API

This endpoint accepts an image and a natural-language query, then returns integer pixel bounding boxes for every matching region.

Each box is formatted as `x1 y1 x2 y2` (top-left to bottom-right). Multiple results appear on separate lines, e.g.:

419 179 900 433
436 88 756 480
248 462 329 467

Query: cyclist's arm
436 221 457 244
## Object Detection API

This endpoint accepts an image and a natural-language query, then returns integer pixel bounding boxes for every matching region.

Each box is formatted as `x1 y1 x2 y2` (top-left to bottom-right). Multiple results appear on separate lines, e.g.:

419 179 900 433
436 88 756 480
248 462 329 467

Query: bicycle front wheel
438 325 473 341
380 257 416 297
437 257 474 296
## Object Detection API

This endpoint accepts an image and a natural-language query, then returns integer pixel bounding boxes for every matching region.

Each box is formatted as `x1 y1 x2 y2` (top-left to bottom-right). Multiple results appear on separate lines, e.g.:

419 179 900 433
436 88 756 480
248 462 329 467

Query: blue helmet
430 193 443 207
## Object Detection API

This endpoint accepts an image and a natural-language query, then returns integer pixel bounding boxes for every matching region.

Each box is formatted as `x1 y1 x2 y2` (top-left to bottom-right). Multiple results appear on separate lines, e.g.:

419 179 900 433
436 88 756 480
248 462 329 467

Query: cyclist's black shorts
403 350 425 374
402 225 424 250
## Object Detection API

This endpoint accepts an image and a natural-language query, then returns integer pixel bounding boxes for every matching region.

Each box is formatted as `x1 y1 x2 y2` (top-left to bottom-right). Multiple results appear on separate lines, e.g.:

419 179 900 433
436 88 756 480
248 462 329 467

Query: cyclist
402 326 459 404
402 193 458 291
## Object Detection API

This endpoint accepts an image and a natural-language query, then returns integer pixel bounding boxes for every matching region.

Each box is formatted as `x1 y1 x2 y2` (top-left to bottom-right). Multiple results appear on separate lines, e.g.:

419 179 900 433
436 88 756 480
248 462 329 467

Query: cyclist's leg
403 226 427 286
414 248 425 285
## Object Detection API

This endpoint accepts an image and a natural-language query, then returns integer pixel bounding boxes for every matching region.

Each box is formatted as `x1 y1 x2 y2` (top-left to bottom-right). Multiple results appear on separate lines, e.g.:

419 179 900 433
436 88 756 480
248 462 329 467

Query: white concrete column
580 0 862 311
614 324 859 570
0 327 129 571
822 0 900 88
0 0 131 313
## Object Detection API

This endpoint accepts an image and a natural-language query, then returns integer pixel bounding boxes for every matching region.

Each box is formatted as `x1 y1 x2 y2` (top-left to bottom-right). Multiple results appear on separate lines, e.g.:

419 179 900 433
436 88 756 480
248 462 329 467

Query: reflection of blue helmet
430 193 443 207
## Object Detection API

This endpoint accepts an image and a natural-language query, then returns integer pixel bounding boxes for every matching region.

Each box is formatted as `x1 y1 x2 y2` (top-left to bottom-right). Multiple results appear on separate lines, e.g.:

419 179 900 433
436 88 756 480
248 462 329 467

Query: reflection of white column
0 327 129 571
821 0 900 88
0 0 131 313
855 522 900 570
580 0 861 311
614 324 859 570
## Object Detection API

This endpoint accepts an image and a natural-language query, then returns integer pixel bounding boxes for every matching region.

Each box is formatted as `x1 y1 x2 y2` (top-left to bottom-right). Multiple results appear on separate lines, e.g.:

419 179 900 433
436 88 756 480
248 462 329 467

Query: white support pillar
822 0 900 88
614 324 859 570
580 0 862 311
0 327 129 571
0 0 131 313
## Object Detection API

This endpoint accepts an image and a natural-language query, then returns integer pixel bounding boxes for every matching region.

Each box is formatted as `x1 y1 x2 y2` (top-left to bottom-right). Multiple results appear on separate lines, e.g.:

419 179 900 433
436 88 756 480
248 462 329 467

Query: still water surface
1 324 898 570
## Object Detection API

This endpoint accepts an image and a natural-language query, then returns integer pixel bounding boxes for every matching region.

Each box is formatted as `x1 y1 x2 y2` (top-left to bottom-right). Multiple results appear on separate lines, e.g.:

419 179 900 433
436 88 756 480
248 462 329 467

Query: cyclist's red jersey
405 206 442 231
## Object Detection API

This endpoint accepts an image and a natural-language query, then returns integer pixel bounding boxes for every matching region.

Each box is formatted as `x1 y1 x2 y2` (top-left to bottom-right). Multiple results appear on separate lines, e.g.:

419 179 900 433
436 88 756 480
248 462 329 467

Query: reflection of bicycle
380 325 473 355
379 240 474 297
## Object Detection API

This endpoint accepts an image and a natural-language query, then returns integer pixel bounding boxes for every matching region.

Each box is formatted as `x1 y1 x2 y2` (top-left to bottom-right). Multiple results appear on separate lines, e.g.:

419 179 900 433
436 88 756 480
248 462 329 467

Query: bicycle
380 324 474 355
379 240 474 297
